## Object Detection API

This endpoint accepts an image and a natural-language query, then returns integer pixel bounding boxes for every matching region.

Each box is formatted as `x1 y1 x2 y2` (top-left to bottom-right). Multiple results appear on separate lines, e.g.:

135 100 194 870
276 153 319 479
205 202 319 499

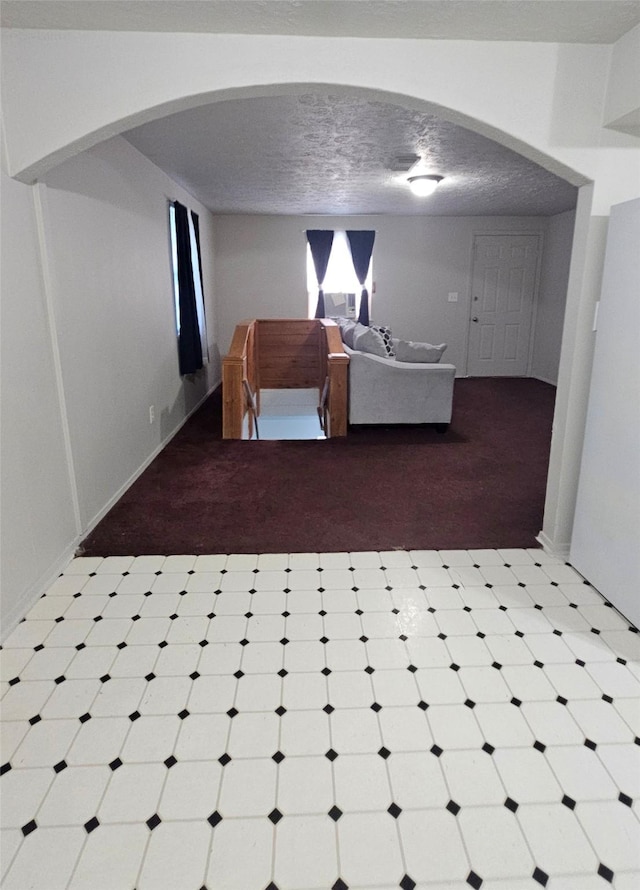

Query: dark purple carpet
80 378 556 555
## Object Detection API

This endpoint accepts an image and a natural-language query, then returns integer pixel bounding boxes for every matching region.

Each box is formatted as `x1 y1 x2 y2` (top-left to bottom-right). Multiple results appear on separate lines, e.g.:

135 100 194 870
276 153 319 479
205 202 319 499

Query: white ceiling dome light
408 174 444 197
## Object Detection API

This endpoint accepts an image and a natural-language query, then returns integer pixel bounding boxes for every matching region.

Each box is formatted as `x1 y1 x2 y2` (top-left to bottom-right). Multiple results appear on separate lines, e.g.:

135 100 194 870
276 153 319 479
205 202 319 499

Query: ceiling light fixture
408 174 444 197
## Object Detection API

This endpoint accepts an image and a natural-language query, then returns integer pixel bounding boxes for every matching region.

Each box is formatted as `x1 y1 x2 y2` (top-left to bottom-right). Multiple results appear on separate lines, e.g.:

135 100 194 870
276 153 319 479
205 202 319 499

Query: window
169 202 209 375
306 230 373 319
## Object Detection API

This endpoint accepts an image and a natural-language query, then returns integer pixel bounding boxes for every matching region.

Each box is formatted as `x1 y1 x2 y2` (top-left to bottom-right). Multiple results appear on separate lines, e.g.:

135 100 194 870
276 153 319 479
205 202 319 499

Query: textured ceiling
2 0 639 43
124 92 578 216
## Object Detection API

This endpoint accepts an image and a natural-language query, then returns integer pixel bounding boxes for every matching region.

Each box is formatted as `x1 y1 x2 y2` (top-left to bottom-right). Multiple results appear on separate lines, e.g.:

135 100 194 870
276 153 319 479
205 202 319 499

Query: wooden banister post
222 357 245 439
222 320 255 439
327 352 349 437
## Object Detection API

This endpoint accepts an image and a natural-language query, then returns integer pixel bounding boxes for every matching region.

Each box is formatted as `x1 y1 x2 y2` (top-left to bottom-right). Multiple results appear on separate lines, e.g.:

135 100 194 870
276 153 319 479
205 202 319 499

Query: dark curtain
190 210 209 363
306 230 334 318
347 230 375 325
174 201 203 375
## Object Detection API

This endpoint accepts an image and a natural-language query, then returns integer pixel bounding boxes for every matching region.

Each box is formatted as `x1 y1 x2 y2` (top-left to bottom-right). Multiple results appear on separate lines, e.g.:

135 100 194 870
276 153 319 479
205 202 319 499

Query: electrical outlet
149 405 155 424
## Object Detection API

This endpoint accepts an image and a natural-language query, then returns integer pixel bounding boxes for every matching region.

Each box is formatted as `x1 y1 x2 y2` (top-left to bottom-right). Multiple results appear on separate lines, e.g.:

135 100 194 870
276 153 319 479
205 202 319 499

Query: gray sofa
342 342 456 428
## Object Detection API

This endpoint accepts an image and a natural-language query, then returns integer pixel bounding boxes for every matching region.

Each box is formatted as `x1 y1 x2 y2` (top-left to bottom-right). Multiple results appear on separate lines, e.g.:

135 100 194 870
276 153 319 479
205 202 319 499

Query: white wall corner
603 23 640 137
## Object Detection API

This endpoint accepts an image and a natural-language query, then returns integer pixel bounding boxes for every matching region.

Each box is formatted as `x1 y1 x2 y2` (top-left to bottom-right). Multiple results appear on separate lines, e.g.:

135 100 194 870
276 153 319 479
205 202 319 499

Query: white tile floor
1 549 639 890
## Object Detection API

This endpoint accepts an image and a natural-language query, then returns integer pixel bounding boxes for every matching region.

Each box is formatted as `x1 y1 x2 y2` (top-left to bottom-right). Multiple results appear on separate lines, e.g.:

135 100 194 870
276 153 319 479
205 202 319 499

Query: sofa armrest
345 347 456 425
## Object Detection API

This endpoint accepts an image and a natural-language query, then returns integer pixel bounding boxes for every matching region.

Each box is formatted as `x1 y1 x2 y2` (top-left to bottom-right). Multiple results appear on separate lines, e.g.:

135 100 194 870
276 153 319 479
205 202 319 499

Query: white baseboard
80 379 221 544
2 381 221 641
1 541 78 642
536 530 571 561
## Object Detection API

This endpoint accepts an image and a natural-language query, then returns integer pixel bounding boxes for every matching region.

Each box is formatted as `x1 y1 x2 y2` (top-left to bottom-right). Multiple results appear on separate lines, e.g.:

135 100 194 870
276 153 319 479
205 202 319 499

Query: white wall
0 168 78 633
2 31 639 215
214 213 552 374
531 209 576 385
604 24 640 135
570 198 640 625
1 136 221 638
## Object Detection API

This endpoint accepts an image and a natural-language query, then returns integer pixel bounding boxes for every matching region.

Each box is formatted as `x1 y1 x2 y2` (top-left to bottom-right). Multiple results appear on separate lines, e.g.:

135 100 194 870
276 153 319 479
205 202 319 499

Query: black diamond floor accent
272 751 285 763
332 880 348 890
482 742 495 755
399 876 416 890
533 740 546 753
407 664 417 673
0 762 11 775
323 704 334 714
109 757 123 771
430 744 443 757
561 794 576 810
21 820 37 837
79 712 92 723
510 697 522 707
387 802 402 818
325 748 338 761
164 755 177 768
227 708 238 718
278 669 288 678
364 666 374 674
84 816 100 833
208 811 222 827
618 792 632 807
597 864 614 883
268 808 283 824
129 710 140 721
504 797 519 812
378 746 391 759
584 738 597 750
464 699 476 709
446 800 461 816
53 759 68 773
29 715 41 726
322 668 332 676
371 702 382 712
532 867 549 886
418 700 429 710
146 813 161 830
466 871 483 889
275 706 287 716
328 805 343 821
178 709 190 720
218 753 231 766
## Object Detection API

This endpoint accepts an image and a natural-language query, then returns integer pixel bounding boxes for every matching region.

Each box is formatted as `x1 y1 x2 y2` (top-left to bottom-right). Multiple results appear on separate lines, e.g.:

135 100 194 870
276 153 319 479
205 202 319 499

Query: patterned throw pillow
370 324 396 358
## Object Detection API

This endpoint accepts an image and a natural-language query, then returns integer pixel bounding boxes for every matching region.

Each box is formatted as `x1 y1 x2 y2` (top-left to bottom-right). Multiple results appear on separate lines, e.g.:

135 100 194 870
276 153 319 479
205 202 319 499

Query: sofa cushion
353 324 390 358
395 339 447 363
339 319 359 348
370 324 396 358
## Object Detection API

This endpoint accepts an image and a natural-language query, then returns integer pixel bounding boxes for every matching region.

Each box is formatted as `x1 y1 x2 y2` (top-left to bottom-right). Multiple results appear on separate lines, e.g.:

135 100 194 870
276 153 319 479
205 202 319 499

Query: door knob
472 316 479 323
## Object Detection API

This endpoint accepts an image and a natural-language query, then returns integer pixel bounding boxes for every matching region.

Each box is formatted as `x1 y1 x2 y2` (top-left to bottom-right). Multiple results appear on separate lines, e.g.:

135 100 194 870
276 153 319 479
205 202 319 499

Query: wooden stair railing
222 318 348 439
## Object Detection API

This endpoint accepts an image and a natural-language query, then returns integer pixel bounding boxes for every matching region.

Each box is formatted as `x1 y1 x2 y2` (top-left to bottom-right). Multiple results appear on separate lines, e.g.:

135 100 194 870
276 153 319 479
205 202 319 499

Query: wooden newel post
222 356 245 439
326 353 349 437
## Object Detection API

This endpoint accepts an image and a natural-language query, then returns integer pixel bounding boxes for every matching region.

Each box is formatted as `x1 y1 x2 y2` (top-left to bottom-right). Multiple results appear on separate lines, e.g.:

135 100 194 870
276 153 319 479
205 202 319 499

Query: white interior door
467 234 540 376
